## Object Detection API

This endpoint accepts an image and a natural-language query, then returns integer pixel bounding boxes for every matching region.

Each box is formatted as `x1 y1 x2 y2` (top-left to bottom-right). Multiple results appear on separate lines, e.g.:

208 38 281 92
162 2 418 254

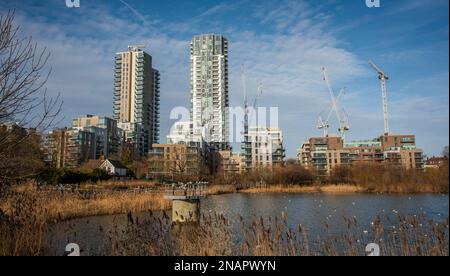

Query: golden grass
0 185 171 222
108 211 449 256
240 184 364 194
80 179 159 190
205 184 237 195
41 192 170 221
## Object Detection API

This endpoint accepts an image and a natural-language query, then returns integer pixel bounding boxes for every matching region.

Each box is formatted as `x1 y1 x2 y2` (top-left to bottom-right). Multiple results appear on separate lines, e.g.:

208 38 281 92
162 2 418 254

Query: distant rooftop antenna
128 45 146 51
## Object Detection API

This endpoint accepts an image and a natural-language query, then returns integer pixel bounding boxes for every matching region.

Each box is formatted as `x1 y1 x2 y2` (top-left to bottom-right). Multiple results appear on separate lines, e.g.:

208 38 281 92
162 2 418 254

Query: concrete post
172 199 200 223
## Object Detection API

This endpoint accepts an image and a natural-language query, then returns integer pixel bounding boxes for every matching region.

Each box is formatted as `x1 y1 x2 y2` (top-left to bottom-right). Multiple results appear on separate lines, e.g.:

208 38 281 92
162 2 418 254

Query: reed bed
0 187 171 222
1 183 448 256
240 184 364 194
105 211 449 256
80 180 160 190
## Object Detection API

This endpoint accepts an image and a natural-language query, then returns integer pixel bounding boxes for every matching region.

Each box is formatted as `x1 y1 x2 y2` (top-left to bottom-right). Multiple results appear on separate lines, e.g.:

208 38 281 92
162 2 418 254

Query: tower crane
317 88 346 137
241 66 263 171
322 67 350 140
369 60 390 135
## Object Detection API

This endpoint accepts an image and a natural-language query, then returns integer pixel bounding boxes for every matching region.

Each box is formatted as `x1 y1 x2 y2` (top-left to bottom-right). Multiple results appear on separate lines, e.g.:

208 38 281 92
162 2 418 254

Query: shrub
90 168 112 182
36 167 112 186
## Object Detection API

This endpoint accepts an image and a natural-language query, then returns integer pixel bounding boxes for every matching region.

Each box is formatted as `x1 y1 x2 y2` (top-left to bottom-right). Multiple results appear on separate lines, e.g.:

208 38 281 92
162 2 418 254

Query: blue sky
1 0 448 158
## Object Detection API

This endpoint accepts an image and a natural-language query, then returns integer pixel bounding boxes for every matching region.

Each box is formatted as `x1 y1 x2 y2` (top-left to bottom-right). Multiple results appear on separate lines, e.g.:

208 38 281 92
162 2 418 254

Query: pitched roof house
99 159 128 176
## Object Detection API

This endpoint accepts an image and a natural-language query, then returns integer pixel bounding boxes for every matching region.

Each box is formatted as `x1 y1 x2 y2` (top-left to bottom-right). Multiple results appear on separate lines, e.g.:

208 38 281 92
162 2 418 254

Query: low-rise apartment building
72 115 120 159
148 142 205 180
247 127 285 169
298 134 424 175
210 150 245 175
44 128 96 168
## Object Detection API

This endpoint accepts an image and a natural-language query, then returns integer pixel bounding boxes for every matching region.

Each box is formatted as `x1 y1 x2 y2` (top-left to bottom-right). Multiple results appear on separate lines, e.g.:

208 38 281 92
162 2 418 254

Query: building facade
113 46 160 156
247 127 285 169
166 121 192 145
298 134 424 175
190 34 229 149
210 150 245 175
45 128 96 168
72 115 120 159
148 142 205 179
297 140 311 167
424 156 449 169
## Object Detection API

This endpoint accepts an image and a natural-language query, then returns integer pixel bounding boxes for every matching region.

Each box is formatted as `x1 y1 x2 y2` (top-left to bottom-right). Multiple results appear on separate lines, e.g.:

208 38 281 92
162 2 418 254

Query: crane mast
241 65 252 171
369 60 390 135
322 67 350 140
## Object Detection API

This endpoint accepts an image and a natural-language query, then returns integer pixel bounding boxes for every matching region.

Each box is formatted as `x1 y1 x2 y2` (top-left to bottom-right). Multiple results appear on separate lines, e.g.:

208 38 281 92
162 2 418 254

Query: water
203 193 449 235
45 193 449 255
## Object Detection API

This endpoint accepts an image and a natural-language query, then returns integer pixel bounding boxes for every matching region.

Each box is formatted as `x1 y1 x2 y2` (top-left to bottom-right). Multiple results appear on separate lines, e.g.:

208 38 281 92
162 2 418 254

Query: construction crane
240 64 264 171
369 60 390 135
250 82 263 126
322 67 350 139
317 88 346 137
241 65 252 171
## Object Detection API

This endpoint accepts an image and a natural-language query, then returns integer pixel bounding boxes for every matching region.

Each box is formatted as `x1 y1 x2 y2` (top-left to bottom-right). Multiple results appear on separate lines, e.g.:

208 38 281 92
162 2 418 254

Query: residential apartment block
190 34 229 149
247 127 285 169
166 121 192 145
113 46 160 156
147 142 205 179
297 134 424 175
72 115 120 159
44 128 96 168
210 150 245 175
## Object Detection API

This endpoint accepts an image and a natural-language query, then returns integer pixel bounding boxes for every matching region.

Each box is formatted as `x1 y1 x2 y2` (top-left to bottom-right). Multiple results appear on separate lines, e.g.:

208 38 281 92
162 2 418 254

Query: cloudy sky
1 0 448 158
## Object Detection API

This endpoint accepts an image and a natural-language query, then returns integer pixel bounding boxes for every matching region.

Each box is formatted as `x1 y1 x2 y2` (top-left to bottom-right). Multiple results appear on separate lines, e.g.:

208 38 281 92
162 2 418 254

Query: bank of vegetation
208 162 449 194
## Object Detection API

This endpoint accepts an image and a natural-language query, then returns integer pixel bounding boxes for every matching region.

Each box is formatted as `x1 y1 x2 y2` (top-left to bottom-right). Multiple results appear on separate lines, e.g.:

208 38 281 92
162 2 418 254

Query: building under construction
297 61 424 175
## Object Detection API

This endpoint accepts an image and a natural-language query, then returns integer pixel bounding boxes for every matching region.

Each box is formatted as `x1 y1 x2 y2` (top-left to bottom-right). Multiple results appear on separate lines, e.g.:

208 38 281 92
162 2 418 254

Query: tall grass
0 184 171 256
0 184 171 222
209 163 449 194
1 187 448 256
334 162 449 193
105 211 449 256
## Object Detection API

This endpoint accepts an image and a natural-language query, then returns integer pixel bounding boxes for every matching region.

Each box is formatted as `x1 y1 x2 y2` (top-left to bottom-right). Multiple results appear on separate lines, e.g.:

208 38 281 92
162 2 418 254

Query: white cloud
3 0 447 157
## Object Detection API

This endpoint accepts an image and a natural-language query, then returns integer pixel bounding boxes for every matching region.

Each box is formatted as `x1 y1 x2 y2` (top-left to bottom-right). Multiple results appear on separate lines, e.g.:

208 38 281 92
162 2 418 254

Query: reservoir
45 193 449 256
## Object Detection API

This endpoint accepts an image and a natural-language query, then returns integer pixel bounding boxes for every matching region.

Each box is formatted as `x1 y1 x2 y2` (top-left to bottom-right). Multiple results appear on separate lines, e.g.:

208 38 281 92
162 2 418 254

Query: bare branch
0 10 63 182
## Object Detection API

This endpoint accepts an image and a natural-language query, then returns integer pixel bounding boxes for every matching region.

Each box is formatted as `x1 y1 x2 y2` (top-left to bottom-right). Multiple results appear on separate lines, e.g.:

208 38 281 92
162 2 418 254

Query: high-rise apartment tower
113 46 160 156
190 35 229 149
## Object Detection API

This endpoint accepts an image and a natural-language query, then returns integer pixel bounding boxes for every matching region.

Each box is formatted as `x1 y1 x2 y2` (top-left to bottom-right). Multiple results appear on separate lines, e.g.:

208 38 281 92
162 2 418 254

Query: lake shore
207 183 449 195
1 182 447 223
239 184 365 194
0 185 171 222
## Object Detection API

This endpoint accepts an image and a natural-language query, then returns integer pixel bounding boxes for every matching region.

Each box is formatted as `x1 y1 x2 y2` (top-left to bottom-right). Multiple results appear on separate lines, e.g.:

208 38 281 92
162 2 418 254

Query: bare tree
443 146 449 159
0 10 62 183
